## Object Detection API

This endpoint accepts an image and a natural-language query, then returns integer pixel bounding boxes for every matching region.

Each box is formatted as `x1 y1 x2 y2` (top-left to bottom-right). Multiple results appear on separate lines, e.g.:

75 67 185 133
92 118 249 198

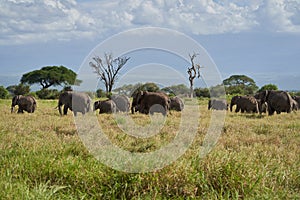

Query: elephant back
72 92 91 114
170 96 184 111
267 91 293 112
209 99 227 110
98 99 116 113
111 95 130 112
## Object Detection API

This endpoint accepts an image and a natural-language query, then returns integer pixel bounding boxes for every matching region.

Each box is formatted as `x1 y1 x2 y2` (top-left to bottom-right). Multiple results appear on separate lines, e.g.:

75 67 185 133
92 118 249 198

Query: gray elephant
11 95 37 113
255 90 293 115
58 91 91 116
230 95 258 113
208 99 227 110
291 99 299 111
169 96 184 111
292 96 300 110
132 91 169 115
94 99 116 114
111 94 130 112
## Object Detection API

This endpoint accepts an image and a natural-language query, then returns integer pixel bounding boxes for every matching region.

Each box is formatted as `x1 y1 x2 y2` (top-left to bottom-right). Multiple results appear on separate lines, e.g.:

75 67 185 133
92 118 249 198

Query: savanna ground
0 99 299 199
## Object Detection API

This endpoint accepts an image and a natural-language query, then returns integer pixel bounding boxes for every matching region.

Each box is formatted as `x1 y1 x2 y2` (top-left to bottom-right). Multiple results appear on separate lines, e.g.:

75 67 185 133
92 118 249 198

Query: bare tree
187 53 201 98
90 53 130 97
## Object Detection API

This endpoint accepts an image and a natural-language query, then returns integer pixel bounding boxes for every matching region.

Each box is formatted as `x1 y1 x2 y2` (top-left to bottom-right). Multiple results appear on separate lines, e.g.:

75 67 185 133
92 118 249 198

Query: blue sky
0 0 299 91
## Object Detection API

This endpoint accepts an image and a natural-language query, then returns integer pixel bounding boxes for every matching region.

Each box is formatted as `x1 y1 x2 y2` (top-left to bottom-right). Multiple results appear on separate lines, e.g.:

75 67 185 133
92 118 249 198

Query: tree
7 84 30 95
0 86 9 99
96 89 106 98
36 89 60 99
258 84 278 92
194 87 210 98
223 75 258 95
187 53 202 98
161 84 189 96
90 53 130 97
21 66 80 89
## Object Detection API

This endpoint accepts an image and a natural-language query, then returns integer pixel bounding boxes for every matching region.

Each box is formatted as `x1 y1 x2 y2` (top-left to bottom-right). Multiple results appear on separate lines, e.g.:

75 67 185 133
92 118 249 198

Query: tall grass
0 99 299 199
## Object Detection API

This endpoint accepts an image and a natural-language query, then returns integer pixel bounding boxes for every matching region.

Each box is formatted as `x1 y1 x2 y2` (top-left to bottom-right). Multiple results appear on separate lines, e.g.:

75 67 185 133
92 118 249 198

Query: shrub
0 86 9 99
36 89 60 99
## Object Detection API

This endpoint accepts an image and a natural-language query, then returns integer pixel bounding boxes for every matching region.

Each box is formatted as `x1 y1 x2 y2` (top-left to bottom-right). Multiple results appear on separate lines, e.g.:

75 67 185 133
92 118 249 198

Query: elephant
169 96 184 111
58 91 91 116
256 99 268 114
208 99 228 110
255 90 293 115
111 94 130 112
94 99 116 114
292 96 300 110
291 99 299 111
230 95 259 113
131 91 169 115
11 95 36 113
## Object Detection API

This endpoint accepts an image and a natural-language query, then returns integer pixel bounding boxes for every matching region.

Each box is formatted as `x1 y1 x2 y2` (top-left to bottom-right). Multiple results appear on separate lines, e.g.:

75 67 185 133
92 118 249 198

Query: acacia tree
187 53 201 98
258 84 278 92
89 53 130 97
21 66 80 89
223 75 258 95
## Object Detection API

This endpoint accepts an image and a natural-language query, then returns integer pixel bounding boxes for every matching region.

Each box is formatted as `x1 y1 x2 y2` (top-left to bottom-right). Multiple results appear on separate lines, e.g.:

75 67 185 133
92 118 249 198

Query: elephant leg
63 106 68 115
268 107 275 115
18 108 23 113
235 106 240 113
73 111 77 116
276 110 281 114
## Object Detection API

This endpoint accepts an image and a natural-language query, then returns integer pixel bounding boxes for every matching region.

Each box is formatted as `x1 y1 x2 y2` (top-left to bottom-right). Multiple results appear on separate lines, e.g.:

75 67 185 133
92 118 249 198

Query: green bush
36 89 60 99
0 86 9 99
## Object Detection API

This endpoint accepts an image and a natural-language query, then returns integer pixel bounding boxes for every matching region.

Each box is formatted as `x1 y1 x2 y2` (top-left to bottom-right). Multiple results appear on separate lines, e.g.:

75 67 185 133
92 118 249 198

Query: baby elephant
208 99 228 110
94 99 116 114
169 96 184 111
11 95 37 113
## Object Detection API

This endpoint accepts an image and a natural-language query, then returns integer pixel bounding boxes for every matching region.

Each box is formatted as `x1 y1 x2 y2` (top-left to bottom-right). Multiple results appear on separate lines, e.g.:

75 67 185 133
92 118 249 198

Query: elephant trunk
230 103 233 112
11 106 14 113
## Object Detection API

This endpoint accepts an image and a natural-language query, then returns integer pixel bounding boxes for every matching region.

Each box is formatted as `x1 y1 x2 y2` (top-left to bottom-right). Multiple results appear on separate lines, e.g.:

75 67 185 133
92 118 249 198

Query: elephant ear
14 95 20 104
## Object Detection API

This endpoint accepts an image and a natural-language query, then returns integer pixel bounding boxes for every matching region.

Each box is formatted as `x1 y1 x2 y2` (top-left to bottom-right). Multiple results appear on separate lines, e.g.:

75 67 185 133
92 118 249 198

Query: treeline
1 73 300 99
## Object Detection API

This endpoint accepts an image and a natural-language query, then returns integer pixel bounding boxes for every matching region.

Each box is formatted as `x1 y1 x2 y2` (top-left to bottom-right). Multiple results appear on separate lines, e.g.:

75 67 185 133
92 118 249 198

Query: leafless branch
90 53 130 95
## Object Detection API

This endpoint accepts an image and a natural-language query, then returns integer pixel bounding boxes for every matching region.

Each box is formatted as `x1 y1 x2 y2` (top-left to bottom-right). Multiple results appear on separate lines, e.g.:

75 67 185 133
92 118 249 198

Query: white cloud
0 0 299 45
259 0 300 33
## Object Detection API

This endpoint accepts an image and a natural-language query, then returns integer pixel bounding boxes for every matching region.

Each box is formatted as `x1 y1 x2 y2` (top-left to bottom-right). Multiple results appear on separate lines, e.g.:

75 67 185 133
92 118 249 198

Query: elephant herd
10 91 185 116
10 90 299 116
208 90 300 116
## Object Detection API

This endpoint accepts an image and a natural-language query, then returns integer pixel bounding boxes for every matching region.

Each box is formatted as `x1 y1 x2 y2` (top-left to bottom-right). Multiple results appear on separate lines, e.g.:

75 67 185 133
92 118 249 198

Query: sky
0 0 300 91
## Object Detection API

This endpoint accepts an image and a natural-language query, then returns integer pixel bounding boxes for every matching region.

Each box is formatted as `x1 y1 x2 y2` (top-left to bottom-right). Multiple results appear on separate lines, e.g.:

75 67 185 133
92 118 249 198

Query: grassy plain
0 99 299 199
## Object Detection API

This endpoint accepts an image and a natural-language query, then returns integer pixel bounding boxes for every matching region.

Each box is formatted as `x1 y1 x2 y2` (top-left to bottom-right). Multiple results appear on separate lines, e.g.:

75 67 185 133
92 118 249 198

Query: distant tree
96 88 106 98
113 84 136 95
130 82 160 97
0 86 9 99
210 84 226 98
21 66 80 89
258 84 278 92
36 89 60 99
90 53 130 97
194 87 210 98
223 75 258 95
161 84 189 96
6 85 17 95
187 53 202 98
7 83 30 95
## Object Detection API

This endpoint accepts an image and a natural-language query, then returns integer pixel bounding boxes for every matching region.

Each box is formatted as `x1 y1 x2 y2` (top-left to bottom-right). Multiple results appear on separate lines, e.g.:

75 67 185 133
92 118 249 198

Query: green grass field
0 99 299 199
